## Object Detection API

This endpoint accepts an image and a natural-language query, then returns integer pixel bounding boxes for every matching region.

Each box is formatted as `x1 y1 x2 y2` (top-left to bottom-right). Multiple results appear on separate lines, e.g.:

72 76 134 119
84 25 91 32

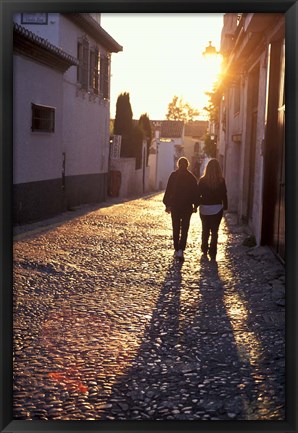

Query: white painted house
148 120 185 191
183 120 208 178
13 13 122 223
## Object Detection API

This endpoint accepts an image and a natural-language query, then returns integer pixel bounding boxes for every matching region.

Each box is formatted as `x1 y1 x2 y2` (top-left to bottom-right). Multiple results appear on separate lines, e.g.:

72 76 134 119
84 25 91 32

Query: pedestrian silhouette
197 158 228 261
163 157 199 261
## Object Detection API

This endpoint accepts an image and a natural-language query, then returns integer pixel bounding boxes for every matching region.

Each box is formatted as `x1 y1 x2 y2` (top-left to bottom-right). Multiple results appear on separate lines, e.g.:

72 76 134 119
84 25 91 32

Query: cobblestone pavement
13 192 285 421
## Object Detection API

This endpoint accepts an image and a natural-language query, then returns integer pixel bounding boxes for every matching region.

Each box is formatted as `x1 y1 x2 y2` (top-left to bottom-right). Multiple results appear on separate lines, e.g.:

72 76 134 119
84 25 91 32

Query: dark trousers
171 208 193 251
200 209 223 258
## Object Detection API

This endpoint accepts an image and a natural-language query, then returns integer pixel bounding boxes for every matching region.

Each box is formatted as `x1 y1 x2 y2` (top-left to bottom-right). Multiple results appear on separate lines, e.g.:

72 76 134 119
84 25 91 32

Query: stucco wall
13 54 64 184
110 157 150 198
110 158 135 197
13 13 114 223
250 51 267 244
224 89 241 212
156 141 176 190
60 15 111 177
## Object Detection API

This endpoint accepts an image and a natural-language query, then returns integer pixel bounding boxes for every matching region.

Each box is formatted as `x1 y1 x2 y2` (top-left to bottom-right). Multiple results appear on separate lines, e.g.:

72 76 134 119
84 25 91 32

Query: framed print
1 1 297 433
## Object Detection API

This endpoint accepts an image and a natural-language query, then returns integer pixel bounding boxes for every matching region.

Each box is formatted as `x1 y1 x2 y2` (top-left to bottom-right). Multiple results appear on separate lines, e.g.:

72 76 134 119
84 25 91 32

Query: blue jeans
200 209 223 258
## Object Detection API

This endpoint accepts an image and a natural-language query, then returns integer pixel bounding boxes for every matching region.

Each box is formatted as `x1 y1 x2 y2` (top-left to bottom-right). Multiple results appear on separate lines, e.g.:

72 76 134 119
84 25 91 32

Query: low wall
110 158 150 198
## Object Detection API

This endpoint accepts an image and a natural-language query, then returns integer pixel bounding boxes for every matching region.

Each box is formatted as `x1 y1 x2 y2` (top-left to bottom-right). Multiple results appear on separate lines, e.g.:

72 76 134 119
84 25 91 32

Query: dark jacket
163 167 199 212
198 177 228 209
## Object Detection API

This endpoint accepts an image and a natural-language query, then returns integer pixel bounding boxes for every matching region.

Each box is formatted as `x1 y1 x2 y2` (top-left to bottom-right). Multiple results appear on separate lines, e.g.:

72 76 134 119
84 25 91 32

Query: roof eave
13 23 78 72
64 13 123 53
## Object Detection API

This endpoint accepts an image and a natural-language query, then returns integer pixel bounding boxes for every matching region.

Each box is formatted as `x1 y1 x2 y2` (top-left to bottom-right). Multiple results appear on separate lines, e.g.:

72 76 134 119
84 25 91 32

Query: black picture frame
1 1 297 433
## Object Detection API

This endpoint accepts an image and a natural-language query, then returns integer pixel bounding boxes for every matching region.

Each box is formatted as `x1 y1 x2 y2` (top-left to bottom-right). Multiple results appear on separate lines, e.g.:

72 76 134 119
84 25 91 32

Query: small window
31 103 55 132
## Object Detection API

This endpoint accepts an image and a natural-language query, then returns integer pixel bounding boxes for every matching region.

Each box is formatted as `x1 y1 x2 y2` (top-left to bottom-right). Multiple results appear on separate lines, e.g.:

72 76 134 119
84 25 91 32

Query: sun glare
101 13 224 119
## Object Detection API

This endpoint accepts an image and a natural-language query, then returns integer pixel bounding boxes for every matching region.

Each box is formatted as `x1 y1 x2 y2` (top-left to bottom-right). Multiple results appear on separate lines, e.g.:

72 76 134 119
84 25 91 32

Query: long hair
201 158 224 189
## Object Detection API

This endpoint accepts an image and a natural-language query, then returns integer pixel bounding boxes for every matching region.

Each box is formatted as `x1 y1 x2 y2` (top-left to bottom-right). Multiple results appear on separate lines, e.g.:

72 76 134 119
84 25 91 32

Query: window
31 103 55 132
100 54 110 99
77 38 89 90
89 48 99 94
77 38 109 98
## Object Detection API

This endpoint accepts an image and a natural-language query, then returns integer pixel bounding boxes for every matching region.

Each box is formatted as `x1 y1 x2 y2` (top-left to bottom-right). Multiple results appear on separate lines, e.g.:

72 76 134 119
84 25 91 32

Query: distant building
13 13 122 224
183 120 209 178
149 120 185 190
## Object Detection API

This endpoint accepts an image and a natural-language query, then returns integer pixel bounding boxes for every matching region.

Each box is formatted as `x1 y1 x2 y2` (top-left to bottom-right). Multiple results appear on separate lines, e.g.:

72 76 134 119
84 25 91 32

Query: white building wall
13 13 61 46
156 141 176 190
59 16 110 177
62 82 109 176
14 13 111 179
237 77 249 222
223 89 241 212
251 51 268 244
13 54 64 184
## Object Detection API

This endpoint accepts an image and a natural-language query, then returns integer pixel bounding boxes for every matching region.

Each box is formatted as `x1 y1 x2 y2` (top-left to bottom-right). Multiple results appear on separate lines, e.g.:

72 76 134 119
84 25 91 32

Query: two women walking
163 157 228 261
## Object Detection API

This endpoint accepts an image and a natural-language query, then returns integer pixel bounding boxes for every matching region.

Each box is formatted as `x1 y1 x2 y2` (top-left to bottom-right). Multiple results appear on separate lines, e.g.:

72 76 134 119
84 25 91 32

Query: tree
203 83 222 126
131 125 144 170
166 96 200 122
203 83 221 158
113 92 146 167
114 92 133 157
138 113 152 165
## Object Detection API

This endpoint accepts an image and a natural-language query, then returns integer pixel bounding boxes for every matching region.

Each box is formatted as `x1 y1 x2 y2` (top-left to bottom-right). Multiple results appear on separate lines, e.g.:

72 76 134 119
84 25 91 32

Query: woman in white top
197 158 228 261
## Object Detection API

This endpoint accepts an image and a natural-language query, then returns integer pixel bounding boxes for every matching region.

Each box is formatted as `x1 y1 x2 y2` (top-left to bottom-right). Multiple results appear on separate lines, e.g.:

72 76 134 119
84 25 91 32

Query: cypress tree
131 125 144 170
138 113 152 165
114 92 133 157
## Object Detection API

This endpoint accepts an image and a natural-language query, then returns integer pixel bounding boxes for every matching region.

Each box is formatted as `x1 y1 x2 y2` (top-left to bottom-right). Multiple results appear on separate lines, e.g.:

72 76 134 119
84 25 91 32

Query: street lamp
202 41 220 58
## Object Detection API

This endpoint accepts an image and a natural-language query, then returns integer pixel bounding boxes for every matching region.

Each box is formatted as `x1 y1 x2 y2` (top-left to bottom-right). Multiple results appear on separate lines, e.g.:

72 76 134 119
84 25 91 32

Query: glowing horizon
101 13 224 121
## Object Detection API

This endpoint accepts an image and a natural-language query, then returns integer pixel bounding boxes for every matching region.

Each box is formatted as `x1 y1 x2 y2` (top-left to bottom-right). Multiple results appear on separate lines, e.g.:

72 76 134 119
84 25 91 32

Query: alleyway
13 192 285 421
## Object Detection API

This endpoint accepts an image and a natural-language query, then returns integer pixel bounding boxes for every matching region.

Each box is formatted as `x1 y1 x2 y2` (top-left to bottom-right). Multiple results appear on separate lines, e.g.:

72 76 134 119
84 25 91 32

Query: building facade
13 13 122 224
183 120 209 178
148 120 185 191
217 13 285 261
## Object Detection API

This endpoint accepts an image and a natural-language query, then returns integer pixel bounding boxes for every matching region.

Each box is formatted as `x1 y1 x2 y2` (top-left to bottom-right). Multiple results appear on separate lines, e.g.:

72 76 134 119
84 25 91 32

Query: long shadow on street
100 255 258 421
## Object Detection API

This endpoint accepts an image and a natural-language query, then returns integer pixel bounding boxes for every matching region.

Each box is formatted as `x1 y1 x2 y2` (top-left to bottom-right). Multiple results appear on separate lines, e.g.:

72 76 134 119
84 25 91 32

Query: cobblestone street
13 192 285 421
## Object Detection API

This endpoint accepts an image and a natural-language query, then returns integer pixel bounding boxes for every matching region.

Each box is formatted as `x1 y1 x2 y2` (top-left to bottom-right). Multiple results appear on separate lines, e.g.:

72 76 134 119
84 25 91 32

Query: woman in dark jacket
197 158 228 261
163 157 199 261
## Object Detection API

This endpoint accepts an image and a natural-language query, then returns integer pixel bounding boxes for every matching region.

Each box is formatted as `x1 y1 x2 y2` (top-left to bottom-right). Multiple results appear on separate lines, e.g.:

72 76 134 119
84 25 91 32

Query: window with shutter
90 48 99 94
77 37 89 90
100 54 110 100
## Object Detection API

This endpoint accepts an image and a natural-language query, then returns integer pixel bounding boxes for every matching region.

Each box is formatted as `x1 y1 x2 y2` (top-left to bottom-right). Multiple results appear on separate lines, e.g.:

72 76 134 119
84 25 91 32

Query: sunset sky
101 13 224 121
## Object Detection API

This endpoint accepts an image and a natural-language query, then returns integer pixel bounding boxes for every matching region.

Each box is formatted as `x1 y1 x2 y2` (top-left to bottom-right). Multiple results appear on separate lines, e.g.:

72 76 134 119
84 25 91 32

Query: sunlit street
4 9 290 430
13 193 285 421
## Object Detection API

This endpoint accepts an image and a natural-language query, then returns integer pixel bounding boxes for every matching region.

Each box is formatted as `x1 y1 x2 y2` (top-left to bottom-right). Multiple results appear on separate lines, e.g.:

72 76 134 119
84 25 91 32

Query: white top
200 204 223 215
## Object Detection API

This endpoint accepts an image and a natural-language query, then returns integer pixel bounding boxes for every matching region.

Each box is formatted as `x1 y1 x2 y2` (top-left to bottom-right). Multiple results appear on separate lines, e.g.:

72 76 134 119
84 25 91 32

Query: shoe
177 249 184 260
